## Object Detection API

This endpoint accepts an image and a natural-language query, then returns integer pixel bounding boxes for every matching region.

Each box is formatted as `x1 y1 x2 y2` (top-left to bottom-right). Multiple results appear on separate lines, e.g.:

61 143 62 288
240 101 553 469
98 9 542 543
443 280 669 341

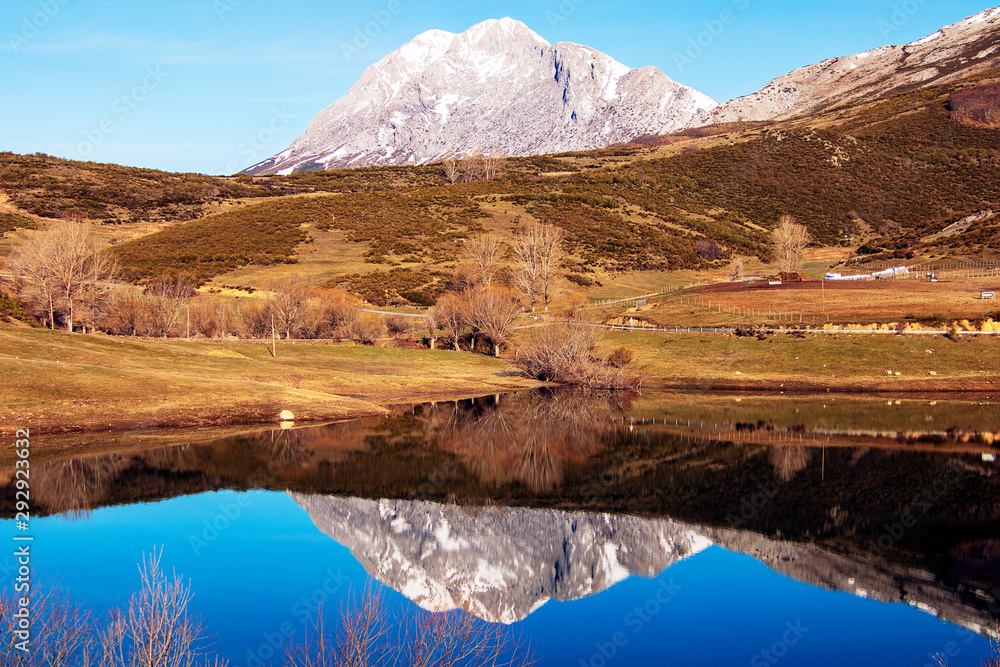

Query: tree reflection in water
30 456 132 518
426 390 633 492
769 446 813 483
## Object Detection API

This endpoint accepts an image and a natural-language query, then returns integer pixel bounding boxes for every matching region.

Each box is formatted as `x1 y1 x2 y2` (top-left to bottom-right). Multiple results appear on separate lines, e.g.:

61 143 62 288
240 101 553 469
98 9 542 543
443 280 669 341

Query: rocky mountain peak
245 19 715 175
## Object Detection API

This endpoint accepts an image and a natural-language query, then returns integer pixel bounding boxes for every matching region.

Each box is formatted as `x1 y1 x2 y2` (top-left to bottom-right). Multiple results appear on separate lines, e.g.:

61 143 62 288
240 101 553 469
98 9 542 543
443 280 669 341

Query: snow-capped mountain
246 18 716 175
693 6 1000 125
293 494 999 636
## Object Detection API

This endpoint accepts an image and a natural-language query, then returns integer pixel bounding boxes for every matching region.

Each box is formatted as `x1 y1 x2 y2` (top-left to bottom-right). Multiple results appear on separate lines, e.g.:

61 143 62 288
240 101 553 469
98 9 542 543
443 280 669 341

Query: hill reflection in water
3 390 999 638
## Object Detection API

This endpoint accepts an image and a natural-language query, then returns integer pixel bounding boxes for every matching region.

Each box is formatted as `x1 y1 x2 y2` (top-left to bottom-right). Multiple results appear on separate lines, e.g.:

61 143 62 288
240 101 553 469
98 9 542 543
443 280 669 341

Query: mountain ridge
246 17 716 175
248 9 1000 174
692 6 1000 126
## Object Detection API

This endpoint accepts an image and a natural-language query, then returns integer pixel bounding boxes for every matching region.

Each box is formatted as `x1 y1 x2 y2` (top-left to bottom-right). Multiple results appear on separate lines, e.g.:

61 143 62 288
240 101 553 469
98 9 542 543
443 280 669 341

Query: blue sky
2 0 995 175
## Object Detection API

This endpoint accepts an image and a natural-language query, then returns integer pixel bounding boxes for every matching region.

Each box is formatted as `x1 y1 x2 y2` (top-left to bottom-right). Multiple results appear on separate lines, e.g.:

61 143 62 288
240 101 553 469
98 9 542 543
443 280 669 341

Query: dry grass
639 277 1000 327
595 329 1000 388
0 328 540 437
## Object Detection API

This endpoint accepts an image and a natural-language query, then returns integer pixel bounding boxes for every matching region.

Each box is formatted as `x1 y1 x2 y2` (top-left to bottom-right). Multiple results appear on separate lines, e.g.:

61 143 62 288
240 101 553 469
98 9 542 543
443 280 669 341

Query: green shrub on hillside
0 290 36 325
0 212 37 233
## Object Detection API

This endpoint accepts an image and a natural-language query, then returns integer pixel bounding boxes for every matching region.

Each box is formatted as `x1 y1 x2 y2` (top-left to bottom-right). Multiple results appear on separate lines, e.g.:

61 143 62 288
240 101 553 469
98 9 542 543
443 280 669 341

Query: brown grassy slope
634 277 1000 327
0 328 541 435
5 70 1000 305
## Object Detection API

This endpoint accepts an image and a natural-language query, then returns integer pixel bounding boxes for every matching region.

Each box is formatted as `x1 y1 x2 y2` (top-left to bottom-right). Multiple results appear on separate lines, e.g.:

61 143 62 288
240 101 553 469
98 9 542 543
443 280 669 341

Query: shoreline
4 378 998 442
2 326 998 442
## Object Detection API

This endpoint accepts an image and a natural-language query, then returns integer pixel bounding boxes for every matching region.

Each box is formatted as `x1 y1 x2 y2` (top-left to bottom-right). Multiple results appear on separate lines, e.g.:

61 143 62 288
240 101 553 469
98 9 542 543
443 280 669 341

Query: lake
2 390 999 666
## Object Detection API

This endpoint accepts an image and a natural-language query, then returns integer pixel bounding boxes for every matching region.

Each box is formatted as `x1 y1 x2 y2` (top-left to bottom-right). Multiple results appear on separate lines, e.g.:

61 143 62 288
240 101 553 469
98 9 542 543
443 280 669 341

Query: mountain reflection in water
3 390 998 640
294 495 998 638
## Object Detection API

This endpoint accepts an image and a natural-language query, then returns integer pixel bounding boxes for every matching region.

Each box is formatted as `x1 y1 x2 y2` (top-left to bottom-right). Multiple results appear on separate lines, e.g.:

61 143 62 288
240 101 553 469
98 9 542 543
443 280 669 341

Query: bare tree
7 221 114 331
270 281 308 339
191 301 218 338
442 153 461 185
103 290 149 337
135 278 196 338
469 286 523 357
1 579 92 667
236 300 272 339
730 256 745 282
7 232 60 328
98 551 225 667
772 215 811 273
430 292 470 351
349 312 387 345
514 323 640 390
302 288 359 339
213 301 235 339
510 221 563 310
461 233 506 287
283 588 536 667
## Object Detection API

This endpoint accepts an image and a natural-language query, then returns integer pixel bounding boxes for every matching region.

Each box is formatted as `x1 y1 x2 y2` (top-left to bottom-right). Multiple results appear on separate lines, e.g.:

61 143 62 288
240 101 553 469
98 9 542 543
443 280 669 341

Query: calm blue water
2 490 991 667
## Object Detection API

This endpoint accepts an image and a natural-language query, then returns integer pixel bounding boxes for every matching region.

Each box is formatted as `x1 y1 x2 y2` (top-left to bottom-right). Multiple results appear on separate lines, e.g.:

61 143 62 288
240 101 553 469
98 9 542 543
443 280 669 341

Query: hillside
0 152 308 225
1 70 999 307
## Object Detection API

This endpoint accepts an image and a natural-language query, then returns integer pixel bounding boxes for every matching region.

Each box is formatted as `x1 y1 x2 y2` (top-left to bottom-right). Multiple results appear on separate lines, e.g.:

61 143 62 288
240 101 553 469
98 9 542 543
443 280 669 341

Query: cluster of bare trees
428 286 523 357
6 221 116 332
284 588 535 667
1 555 536 667
425 222 565 357
509 222 563 310
426 391 625 493
442 149 506 184
1 552 225 667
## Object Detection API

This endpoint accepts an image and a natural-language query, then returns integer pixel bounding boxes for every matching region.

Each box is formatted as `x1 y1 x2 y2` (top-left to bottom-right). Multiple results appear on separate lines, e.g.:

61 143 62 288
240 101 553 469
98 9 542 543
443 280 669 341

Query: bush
514 324 641 389
607 347 634 368
399 290 436 306
0 290 36 325
386 314 414 336
350 312 387 345
236 300 271 339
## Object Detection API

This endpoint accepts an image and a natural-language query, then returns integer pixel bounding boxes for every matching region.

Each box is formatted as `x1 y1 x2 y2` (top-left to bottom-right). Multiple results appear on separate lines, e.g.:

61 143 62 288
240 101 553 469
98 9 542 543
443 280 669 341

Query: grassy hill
2 69 999 306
